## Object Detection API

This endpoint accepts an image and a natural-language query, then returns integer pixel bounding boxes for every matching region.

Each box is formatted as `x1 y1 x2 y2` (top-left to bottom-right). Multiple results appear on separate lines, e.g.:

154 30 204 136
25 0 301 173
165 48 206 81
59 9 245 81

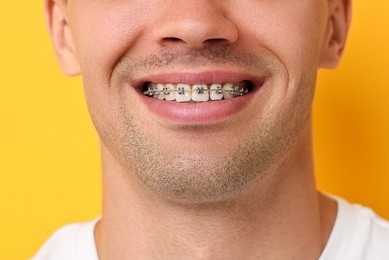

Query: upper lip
131 71 267 91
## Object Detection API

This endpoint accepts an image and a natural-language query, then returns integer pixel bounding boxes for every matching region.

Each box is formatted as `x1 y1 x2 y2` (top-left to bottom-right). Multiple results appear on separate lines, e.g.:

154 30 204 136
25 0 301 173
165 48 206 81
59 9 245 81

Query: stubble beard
91 47 316 204
122 114 280 203
110 98 312 205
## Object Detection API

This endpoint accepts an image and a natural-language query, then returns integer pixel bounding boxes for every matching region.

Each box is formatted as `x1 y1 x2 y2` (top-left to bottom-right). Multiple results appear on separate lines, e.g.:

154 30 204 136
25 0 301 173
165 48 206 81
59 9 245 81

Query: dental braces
144 86 249 97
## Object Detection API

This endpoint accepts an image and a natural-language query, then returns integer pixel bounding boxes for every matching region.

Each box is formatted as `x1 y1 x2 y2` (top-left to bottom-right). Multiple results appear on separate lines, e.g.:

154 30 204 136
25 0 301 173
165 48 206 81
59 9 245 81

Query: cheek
230 1 326 127
68 1 150 83
234 0 326 77
66 1 151 134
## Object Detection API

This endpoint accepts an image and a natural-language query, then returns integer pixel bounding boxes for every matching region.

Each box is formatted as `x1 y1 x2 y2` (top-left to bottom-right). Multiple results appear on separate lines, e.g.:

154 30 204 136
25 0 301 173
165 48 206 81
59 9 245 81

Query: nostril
160 37 187 47
204 38 230 46
161 37 231 48
164 37 183 42
155 12 239 49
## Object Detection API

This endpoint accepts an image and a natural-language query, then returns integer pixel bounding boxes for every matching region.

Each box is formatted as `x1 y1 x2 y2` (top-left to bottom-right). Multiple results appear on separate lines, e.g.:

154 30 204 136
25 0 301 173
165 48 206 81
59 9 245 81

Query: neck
95 123 337 259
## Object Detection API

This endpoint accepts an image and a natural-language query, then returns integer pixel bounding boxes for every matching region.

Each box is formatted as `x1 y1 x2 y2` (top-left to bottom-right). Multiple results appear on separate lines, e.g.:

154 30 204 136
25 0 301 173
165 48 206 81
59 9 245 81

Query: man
34 0 389 259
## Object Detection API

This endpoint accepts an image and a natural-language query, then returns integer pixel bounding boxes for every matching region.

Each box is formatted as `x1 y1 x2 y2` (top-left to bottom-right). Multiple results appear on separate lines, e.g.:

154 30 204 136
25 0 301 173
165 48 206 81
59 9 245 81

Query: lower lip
136 90 257 124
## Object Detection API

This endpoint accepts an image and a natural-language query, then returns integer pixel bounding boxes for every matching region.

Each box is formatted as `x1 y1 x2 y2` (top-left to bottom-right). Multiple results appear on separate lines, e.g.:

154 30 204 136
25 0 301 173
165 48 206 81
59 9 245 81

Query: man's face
55 0 339 202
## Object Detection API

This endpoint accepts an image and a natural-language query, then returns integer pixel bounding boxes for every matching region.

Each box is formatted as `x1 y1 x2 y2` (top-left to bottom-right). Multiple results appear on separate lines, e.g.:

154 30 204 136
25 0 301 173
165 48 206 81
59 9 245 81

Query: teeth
144 83 250 103
164 83 176 101
223 83 234 100
192 84 209 102
175 84 191 103
155 84 165 100
210 84 223 101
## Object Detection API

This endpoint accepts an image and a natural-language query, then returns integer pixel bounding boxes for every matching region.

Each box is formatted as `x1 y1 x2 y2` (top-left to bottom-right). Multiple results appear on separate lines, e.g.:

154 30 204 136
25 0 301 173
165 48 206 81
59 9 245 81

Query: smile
143 81 252 103
132 71 265 123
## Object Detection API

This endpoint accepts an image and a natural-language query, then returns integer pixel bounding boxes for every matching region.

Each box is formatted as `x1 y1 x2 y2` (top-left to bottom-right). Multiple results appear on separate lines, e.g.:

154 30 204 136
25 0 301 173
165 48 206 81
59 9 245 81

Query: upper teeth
144 83 249 103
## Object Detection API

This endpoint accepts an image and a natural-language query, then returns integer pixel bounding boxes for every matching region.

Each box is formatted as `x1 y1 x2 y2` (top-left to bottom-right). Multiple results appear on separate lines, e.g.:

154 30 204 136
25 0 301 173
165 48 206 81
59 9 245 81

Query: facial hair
90 46 316 204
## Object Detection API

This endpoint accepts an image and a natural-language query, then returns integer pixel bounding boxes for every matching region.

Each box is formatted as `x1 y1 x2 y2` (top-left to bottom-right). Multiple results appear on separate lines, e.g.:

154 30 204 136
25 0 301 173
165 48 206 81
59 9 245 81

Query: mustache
115 46 278 75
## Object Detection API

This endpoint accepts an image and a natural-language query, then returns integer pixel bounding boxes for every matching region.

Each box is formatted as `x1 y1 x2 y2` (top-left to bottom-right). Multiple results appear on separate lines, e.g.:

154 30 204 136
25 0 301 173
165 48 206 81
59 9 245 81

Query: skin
45 0 352 259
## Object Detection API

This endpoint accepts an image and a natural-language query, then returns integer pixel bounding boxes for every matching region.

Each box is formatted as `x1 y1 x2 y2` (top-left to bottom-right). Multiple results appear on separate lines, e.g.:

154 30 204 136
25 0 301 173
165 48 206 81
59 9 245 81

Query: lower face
67 0 328 203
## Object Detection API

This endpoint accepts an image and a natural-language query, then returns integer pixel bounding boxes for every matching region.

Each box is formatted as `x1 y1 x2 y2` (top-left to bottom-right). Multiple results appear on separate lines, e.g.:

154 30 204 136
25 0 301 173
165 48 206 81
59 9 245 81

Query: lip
130 71 266 124
131 71 265 88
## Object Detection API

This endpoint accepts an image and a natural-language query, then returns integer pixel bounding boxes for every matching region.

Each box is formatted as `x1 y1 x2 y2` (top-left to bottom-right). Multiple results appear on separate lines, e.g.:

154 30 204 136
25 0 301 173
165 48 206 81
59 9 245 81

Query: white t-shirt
33 197 389 260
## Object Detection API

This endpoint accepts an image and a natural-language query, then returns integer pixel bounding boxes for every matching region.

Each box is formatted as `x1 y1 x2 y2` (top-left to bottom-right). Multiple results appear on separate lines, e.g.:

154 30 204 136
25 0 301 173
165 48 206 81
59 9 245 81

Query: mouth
131 72 266 124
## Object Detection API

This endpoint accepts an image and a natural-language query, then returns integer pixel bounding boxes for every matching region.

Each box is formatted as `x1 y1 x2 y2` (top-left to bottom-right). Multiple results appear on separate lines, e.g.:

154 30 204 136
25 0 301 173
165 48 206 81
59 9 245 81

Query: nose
153 1 239 49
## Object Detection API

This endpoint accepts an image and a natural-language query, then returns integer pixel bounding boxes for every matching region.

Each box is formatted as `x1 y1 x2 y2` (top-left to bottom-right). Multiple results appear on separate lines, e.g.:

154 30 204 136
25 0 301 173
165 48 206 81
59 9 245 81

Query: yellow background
1 1 388 259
